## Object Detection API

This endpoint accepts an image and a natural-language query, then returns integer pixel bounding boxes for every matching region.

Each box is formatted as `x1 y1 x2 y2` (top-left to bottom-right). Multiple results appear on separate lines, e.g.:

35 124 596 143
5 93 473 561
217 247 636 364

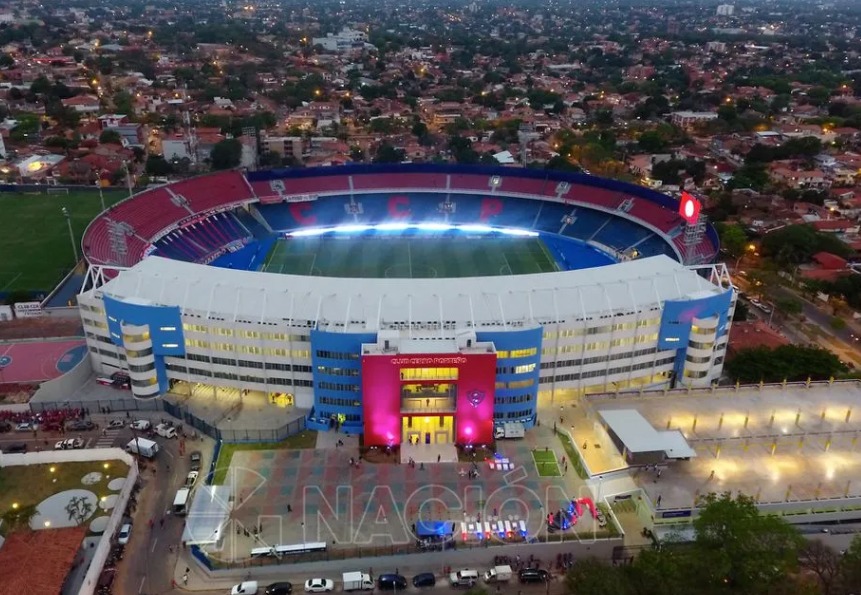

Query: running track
0 340 87 383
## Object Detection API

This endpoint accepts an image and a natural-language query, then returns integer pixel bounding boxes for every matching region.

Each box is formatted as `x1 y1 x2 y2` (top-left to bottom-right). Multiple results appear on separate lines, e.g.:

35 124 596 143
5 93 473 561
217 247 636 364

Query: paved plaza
213 427 605 562
571 382 861 510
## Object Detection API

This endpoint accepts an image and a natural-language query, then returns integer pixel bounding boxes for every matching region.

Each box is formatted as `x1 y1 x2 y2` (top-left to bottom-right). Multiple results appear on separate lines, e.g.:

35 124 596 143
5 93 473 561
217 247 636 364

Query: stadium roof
92 255 728 332
598 409 696 459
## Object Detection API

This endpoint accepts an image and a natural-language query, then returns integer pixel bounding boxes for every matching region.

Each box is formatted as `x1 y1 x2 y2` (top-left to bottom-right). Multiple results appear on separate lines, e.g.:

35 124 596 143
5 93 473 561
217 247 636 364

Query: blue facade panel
476 327 542 428
103 296 185 394
658 290 733 379
310 329 376 431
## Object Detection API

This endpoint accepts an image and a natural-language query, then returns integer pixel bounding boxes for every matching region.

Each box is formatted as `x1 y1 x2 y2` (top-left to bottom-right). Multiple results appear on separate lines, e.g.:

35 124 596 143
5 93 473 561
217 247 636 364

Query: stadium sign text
14 301 43 319
389 356 468 366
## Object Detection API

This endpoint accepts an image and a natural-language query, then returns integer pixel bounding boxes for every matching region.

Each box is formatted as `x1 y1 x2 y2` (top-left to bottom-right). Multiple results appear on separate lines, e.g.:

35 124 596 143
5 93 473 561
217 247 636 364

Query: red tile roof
0 526 87 595
728 321 790 355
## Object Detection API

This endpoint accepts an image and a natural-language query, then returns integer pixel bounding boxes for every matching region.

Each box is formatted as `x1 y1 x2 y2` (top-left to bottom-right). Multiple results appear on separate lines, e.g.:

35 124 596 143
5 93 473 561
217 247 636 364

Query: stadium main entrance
361 337 497 452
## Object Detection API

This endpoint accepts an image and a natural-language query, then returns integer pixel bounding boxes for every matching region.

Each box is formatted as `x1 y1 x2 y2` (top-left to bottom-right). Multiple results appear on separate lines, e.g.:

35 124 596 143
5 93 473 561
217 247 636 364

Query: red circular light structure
679 191 701 224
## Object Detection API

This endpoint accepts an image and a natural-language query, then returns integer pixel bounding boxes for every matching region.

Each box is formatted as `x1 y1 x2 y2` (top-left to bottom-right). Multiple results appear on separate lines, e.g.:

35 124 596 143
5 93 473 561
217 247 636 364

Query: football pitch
0 189 126 294
262 236 560 278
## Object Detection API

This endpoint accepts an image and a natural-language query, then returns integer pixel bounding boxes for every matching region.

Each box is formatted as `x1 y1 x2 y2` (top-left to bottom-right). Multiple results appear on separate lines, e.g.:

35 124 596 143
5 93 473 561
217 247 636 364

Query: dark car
518 569 549 584
378 575 407 591
67 420 95 431
0 421 11 433
2 442 28 454
412 573 436 588
265 582 293 595
189 451 202 471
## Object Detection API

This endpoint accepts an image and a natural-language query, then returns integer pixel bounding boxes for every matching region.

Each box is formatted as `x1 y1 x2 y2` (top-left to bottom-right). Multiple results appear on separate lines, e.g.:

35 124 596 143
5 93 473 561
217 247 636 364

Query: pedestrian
287 504 292 513
709 469 715 479
437 454 441 463
182 573 188 585
553 421 557 432
160 518 164 528
656 495 662 507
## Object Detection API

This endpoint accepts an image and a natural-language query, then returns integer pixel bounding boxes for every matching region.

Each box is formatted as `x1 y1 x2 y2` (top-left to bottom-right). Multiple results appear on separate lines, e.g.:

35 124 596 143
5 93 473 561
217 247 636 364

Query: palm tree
1 504 38 533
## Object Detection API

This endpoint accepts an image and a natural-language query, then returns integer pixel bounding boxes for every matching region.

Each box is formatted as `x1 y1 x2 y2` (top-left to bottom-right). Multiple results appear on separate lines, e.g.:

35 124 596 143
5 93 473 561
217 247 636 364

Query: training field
262 235 561 278
0 189 126 294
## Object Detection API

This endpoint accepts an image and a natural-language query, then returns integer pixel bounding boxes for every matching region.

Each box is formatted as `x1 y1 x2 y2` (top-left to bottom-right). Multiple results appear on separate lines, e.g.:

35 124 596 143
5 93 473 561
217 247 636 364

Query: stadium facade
77 165 734 447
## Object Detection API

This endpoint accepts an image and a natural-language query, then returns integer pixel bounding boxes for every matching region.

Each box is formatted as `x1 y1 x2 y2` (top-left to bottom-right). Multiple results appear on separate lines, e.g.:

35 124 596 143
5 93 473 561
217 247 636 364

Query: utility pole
61 207 79 263
124 160 134 199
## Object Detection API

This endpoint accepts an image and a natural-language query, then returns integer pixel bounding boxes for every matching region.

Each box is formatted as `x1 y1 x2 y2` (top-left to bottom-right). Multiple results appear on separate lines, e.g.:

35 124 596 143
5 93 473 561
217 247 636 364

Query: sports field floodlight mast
61 206 79 264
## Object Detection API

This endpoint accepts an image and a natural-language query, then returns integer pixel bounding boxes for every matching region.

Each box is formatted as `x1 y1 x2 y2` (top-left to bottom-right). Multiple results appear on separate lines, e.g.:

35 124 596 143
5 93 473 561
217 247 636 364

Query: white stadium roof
598 409 697 459
92 255 727 333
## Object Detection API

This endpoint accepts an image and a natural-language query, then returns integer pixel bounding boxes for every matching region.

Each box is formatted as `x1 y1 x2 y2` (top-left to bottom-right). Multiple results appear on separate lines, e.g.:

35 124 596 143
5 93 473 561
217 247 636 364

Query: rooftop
0 526 86 595
598 409 697 459
92 255 729 332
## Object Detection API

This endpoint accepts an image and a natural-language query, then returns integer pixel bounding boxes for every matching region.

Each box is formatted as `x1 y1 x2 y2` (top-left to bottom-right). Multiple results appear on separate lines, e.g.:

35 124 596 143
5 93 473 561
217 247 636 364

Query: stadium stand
82 165 718 269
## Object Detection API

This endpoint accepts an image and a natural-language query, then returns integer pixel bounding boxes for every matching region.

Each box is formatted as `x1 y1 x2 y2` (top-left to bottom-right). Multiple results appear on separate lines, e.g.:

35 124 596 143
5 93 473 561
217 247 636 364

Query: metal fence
31 397 307 444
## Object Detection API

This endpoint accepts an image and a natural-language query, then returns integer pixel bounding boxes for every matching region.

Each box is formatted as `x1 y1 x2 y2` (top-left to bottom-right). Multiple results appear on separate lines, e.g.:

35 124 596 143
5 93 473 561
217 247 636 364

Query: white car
304 579 334 593
231 581 259 595
185 471 199 487
54 438 84 450
108 419 125 428
15 422 36 432
129 420 151 431
117 523 132 545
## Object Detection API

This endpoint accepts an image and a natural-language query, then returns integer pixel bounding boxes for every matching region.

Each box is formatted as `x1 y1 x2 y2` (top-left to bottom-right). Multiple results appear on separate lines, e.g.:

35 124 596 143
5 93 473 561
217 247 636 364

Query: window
399 368 458 381
514 363 536 374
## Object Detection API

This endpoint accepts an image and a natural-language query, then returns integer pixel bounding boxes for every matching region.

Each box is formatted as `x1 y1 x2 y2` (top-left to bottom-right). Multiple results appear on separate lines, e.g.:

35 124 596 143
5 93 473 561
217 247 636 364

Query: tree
733 300 749 322
210 138 242 170
717 223 748 257
145 155 173 177
564 558 634 595
775 297 802 317
760 225 850 268
99 130 123 145
839 535 861 593
65 495 94 526
0 53 14 68
113 90 135 116
692 492 803 593
726 345 848 383
799 539 843 595
637 130 667 153
372 142 404 164
0 503 38 532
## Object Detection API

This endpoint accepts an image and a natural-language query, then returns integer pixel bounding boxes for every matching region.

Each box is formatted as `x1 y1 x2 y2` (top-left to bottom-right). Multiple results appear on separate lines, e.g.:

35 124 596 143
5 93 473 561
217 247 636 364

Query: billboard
361 352 497 447
14 301 42 319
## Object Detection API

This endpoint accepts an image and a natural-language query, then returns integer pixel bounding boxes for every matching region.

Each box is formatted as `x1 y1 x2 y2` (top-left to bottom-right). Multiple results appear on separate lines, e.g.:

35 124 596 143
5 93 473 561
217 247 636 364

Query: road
734 276 861 368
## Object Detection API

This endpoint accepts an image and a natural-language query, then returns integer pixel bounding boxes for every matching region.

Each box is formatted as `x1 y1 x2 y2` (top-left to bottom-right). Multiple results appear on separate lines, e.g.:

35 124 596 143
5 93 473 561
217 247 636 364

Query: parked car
15 422 36 432
185 471 199 487
0 420 11 433
378 574 407 591
412 573 436 588
518 569 549 584
304 579 334 593
265 582 293 595
2 442 27 453
117 523 132 545
129 420 151 431
231 582 259 595
189 450 202 471
67 420 95 431
55 438 85 450
108 419 125 429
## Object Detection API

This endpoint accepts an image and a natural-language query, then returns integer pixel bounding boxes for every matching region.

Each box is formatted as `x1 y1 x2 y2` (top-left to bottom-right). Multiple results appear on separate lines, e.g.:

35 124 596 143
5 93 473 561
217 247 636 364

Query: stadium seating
84 167 717 269
151 211 251 263
169 171 254 213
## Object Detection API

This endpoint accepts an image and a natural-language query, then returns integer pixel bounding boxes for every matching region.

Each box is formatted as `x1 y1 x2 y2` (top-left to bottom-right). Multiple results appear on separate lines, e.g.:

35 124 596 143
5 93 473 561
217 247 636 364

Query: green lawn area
0 460 129 534
262 236 559 278
556 430 589 479
211 430 318 485
0 189 126 293
531 449 562 477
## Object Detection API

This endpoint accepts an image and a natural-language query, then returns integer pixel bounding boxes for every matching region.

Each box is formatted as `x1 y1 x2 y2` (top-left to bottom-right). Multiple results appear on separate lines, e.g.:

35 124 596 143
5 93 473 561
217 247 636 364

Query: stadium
77 164 734 449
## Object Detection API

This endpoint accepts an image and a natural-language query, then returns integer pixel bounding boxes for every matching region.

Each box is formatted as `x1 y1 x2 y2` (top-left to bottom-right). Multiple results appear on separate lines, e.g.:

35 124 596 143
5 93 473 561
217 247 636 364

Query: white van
173 487 191 515
231 582 258 595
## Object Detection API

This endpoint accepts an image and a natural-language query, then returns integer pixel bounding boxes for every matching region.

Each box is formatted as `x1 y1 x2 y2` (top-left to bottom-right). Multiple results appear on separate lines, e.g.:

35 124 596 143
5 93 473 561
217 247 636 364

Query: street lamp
123 160 134 199
60 207 79 264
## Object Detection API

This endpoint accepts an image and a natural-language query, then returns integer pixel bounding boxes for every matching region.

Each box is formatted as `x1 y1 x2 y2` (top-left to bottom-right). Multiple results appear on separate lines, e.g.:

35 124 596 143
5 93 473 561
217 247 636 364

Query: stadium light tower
96 178 105 212
61 207 79 264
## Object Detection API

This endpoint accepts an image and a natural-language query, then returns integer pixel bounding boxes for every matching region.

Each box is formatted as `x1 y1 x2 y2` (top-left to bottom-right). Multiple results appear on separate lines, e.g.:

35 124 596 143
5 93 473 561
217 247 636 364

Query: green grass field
262 236 560 278
532 449 562 477
0 189 127 294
